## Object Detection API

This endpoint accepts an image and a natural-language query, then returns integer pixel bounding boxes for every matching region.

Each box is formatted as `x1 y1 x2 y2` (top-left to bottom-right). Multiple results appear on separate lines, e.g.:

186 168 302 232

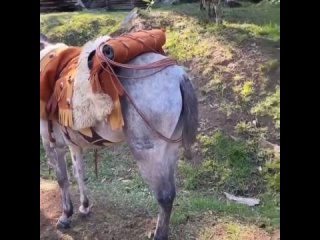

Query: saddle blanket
40 29 167 130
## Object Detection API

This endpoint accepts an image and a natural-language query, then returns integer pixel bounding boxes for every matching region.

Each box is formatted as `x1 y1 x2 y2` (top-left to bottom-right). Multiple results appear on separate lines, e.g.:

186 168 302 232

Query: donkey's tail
180 75 199 157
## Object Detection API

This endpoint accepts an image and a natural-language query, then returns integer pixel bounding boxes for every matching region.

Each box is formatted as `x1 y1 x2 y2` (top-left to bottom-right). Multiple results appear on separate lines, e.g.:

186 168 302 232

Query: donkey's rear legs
69 145 91 215
134 143 179 240
43 140 73 228
153 174 176 240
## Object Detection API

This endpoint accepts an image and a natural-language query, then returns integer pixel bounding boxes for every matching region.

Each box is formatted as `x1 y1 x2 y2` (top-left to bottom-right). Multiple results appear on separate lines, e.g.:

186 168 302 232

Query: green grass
171 193 279 229
165 28 211 61
223 3 280 41
263 156 280 192
40 11 127 45
235 121 268 139
40 138 50 178
259 59 280 73
178 131 279 196
251 86 280 128
156 2 280 41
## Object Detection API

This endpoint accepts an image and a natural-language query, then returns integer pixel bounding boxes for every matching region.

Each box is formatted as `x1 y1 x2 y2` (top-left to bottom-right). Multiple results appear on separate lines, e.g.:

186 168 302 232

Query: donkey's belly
92 121 125 143
60 121 125 149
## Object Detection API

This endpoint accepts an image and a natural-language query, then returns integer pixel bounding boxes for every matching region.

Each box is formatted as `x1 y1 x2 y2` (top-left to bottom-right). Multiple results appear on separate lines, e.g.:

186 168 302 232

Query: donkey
40 34 198 240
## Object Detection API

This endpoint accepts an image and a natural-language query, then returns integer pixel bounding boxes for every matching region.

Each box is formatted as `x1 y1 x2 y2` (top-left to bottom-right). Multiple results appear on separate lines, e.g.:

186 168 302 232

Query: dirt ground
40 179 279 240
40 178 157 240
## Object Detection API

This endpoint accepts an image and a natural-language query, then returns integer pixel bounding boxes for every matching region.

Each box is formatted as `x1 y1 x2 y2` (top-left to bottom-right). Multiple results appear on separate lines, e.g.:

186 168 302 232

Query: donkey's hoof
79 205 91 217
153 236 168 240
56 219 71 229
153 233 168 240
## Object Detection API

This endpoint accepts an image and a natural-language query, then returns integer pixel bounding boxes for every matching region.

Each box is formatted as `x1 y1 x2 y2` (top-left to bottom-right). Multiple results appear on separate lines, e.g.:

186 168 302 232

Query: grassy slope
40 2 280 238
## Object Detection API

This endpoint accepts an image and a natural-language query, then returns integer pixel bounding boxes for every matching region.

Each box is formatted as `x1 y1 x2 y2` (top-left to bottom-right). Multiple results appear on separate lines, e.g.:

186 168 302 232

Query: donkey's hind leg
42 139 73 228
69 145 91 216
130 141 180 240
